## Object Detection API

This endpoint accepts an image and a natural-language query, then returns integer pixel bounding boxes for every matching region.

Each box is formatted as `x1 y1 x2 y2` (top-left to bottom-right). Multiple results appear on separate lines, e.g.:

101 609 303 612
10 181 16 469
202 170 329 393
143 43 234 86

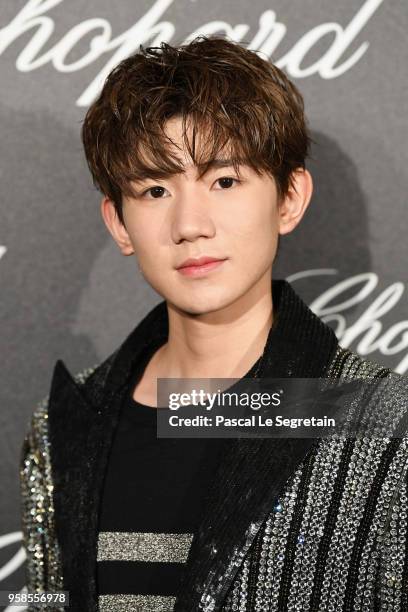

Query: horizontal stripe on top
97 531 194 563
99 593 176 611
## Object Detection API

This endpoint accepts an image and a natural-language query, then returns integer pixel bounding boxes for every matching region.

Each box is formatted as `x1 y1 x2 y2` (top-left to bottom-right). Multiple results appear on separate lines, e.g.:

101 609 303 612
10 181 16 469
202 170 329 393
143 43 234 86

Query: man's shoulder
327 346 408 440
28 349 117 430
329 345 405 381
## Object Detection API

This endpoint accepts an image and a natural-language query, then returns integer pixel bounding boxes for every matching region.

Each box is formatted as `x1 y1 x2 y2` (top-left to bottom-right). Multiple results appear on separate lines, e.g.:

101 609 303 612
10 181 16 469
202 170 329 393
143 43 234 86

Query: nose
170 187 216 244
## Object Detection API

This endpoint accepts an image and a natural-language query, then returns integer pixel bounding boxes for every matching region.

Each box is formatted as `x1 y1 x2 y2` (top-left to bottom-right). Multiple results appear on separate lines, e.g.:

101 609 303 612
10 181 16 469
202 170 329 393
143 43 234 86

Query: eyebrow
197 158 238 171
134 158 243 185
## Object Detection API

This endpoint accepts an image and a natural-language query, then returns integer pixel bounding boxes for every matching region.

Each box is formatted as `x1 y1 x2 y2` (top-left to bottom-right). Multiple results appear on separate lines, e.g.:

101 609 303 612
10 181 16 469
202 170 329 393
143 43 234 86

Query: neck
156 273 274 379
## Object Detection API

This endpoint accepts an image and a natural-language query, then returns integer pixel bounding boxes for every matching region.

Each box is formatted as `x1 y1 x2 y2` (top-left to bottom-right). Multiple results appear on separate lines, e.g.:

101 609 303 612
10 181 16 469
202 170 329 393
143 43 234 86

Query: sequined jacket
20 279 408 611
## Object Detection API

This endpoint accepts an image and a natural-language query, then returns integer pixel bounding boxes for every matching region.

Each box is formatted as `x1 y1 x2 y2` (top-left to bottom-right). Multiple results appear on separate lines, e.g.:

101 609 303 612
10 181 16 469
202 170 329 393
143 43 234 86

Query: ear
278 168 313 235
100 196 134 256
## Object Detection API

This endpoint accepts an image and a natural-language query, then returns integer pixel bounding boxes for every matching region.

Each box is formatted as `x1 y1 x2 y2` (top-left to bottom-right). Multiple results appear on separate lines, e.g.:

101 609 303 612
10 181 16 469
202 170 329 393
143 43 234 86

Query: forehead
163 115 231 164
132 115 246 182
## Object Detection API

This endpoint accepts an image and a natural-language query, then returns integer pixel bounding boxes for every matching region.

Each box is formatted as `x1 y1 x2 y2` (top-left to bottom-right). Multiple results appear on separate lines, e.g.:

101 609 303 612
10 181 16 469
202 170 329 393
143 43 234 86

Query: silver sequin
97 531 193 563
98 593 176 611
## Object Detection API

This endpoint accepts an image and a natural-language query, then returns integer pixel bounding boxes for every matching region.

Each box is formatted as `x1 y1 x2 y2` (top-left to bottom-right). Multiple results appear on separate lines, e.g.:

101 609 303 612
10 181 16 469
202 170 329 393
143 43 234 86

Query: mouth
176 258 227 277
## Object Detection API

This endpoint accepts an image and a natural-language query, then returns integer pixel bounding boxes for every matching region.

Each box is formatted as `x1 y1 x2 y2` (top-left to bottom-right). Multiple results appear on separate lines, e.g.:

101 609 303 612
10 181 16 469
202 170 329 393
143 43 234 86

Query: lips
176 256 228 278
177 256 227 269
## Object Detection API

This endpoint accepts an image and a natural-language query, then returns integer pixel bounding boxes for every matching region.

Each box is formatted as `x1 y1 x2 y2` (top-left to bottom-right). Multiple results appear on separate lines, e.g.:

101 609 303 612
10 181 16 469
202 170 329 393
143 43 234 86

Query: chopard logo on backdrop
0 0 385 107
288 270 408 376
0 531 26 611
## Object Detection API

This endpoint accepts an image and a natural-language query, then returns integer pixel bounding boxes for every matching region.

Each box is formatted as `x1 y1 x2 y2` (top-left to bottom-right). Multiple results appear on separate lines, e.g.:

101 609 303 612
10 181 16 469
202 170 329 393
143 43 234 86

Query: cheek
226 201 278 267
226 197 277 243
127 220 156 257
132 232 170 278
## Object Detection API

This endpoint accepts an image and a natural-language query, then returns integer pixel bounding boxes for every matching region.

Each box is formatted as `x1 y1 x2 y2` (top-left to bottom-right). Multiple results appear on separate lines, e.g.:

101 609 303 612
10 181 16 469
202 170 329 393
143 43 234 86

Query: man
20 36 408 611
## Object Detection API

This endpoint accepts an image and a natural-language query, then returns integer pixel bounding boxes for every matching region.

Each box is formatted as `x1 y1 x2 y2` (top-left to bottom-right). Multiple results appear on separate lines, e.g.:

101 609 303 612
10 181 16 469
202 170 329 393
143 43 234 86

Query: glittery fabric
19 365 97 612
220 348 408 612
98 594 176 611
96 531 194 563
19 280 408 611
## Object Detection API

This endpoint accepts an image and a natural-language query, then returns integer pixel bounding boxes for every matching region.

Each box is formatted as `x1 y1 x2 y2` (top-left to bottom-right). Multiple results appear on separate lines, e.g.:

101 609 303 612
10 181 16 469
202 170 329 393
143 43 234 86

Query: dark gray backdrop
1 0 407 603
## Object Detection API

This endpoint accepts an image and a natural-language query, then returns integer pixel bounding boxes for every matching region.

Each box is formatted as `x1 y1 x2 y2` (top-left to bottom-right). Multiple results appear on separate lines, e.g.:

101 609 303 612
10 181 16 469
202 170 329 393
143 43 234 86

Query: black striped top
96 344 258 611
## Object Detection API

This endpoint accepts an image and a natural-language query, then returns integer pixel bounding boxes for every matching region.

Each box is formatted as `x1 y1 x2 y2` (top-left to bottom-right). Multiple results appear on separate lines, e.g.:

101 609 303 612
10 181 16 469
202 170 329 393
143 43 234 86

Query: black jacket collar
47 279 339 611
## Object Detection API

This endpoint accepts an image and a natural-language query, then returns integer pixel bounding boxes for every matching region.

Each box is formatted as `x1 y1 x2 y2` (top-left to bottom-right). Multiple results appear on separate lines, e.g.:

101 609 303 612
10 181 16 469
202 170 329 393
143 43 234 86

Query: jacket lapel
174 280 339 610
48 358 125 611
47 279 339 612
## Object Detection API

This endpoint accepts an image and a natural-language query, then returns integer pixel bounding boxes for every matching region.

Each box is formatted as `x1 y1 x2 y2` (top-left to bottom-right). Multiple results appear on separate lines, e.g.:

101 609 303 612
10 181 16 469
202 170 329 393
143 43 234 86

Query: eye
214 176 241 189
141 185 170 199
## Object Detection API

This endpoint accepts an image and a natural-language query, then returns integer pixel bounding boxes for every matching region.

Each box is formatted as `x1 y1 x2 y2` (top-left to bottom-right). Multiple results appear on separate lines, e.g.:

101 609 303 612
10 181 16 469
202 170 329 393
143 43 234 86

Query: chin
170 289 241 317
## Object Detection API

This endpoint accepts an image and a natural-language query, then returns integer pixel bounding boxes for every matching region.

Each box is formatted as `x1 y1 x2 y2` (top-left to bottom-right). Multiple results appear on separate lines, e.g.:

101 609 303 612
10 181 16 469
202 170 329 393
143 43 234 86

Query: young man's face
102 116 312 316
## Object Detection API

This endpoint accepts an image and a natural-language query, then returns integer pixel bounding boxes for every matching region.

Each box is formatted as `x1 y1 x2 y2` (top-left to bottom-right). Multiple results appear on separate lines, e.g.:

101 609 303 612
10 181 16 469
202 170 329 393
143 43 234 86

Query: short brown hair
81 35 312 226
